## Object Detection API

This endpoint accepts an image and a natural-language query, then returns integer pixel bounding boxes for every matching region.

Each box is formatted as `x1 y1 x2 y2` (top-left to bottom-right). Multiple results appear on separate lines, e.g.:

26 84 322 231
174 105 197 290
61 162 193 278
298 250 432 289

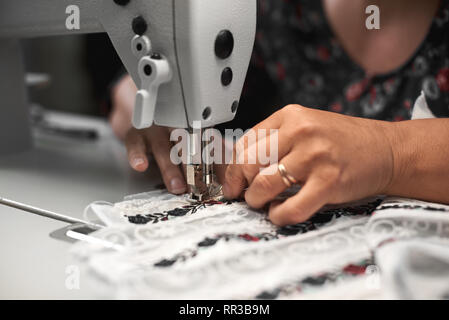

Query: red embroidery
239 234 260 242
343 264 367 275
436 68 449 92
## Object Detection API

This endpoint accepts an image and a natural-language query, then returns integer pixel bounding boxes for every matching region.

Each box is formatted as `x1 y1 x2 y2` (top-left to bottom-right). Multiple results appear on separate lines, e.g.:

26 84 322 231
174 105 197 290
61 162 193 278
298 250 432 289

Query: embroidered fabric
376 239 449 299
71 192 449 299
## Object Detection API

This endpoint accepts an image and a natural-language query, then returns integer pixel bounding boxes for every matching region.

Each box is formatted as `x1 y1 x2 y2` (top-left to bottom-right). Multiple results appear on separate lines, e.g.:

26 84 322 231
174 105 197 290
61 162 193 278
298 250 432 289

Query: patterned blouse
233 0 449 128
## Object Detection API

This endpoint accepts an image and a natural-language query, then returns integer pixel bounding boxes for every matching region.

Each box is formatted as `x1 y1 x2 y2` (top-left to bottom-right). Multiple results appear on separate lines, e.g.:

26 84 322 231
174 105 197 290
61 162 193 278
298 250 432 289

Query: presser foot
186 164 224 203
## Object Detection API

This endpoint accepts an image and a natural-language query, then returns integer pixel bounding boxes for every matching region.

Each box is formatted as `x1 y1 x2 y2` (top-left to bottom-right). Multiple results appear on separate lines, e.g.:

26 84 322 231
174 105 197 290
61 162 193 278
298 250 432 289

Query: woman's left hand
223 104 397 226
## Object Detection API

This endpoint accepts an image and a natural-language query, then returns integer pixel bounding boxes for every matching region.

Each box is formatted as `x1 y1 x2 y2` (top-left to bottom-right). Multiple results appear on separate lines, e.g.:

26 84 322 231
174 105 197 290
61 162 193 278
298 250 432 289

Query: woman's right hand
109 75 187 194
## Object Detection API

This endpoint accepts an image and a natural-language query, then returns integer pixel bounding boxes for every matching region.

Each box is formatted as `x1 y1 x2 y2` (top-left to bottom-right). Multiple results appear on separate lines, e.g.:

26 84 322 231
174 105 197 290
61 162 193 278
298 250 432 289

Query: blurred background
23 34 124 117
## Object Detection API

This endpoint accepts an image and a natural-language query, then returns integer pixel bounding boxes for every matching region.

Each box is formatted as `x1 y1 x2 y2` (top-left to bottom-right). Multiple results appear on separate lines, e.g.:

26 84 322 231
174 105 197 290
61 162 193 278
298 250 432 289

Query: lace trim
72 194 449 299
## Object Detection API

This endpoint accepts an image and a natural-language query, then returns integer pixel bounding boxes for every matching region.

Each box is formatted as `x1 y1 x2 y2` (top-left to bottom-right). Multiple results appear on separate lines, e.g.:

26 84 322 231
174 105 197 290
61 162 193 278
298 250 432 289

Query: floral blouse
237 0 449 125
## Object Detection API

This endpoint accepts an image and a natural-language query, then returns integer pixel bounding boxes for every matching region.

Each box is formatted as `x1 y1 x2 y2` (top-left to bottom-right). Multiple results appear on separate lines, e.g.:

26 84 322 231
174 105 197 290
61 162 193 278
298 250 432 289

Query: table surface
0 111 161 299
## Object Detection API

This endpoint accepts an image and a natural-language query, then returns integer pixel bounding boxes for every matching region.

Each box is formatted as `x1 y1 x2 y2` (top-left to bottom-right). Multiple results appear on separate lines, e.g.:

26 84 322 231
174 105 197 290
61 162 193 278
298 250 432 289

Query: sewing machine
0 0 257 201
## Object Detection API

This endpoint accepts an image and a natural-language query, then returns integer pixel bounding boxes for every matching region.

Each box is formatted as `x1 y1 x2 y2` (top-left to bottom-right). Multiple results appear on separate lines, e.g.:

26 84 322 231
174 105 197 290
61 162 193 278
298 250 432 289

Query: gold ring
278 163 298 188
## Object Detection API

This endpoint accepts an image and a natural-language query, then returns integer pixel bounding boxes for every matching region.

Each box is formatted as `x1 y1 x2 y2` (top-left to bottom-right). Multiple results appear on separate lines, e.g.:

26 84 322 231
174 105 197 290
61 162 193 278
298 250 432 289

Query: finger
222 132 253 198
149 132 187 195
239 129 290 182
224 129 291 199
248 106 284 132
244 164 287 209
109 108 133 141
109 75 137 141
239 105 299 150
268 176 331 226
236 130 279 166
245 154 307 209
223 164 248 199
224 105 304 200
125 128 149 172
111 75 137 116
215 164 227 184
236 105 302 161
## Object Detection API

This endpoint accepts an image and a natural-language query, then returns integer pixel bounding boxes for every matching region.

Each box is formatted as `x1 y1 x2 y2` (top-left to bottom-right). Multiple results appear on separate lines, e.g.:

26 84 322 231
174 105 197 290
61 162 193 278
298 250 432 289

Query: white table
0 112 161 299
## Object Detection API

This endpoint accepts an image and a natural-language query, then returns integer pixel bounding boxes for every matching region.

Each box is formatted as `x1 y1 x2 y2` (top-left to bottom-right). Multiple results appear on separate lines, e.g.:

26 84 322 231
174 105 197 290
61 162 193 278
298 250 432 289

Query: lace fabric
71 192 449 299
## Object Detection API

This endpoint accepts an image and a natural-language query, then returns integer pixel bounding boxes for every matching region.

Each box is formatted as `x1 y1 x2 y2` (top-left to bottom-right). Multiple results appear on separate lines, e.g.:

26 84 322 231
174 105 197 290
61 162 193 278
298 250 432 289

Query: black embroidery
153 200 382 268
167 208 191 217
198 238 219 247
126 212 168 224
153 259 177 267
276 199 382 237
376 204 449 212
125 200 225 225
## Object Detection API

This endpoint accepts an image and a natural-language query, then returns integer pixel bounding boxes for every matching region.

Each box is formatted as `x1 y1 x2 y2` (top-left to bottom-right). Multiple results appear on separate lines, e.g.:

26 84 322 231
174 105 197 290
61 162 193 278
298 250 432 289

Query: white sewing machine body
0 0 257 153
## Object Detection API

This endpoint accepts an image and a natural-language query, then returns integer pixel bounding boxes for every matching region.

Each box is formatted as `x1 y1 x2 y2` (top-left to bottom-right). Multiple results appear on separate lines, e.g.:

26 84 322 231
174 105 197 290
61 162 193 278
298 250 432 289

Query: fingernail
170 177 186 194
131 157 145 169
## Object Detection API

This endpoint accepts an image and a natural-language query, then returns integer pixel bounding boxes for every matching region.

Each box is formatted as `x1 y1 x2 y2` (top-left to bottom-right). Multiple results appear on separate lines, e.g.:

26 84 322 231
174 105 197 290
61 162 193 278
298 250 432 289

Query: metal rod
0 197 103 229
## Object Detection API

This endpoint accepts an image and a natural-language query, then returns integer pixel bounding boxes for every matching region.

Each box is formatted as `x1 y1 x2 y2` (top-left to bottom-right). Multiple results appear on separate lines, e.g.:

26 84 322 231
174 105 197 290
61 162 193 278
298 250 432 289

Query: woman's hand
223 105 396 226
109 75 187 194
109 75 136 141
125 126 187 194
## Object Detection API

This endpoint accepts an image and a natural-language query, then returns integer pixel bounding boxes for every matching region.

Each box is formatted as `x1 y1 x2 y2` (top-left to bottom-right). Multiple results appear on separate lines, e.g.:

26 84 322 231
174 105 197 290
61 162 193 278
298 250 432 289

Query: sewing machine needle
0 197 104 229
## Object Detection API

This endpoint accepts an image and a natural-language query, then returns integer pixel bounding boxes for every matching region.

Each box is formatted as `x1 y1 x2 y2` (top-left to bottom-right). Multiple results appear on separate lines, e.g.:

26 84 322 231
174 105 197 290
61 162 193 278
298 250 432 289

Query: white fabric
377 239 449 299
71 191 449 299
411 91 436 120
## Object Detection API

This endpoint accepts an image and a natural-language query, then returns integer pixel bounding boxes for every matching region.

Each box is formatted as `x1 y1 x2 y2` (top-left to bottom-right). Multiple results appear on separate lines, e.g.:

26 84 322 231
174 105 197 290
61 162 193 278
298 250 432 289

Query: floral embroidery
375 204 449 213
153 199 382 268
74 192 449 299
125 200 233 225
